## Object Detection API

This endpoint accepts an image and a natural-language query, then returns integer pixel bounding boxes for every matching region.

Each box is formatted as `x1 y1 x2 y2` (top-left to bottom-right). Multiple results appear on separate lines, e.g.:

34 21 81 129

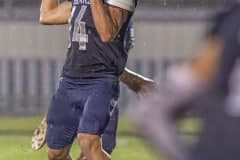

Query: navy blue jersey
62 0 137 78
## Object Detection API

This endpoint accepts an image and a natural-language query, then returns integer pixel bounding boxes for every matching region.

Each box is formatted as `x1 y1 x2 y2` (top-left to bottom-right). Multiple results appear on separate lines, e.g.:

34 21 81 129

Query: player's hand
139 81 158 95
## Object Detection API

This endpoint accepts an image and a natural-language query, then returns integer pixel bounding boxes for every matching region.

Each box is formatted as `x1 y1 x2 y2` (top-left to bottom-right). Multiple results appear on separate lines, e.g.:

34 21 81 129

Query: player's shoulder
218 3 240 20
210 3 240 37
104 0 138 12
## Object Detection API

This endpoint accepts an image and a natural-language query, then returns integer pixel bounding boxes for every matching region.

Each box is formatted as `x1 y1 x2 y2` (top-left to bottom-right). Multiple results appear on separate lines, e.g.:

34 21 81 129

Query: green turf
0 116 159 160
0 135 158 160
0 116 199 160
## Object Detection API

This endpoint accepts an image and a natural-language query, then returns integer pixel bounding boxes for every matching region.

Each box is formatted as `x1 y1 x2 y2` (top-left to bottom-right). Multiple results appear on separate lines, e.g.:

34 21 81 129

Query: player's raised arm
90 0 135 42
120 68 156 94
40 0 72 25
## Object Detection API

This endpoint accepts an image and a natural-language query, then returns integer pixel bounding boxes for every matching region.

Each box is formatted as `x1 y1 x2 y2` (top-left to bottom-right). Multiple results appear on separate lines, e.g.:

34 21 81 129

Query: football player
36 0 156 160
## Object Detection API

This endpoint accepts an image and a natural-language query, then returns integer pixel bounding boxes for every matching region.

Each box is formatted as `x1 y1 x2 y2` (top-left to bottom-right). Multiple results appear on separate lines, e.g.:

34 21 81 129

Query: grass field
0 116 200 160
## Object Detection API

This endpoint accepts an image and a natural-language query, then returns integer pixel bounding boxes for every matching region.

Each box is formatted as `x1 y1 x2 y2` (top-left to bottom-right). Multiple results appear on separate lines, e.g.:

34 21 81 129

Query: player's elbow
39 13 47 25
97 24 119 42
39 18 47 25
39 12 51 25
99 27 117 42
99 31 114 43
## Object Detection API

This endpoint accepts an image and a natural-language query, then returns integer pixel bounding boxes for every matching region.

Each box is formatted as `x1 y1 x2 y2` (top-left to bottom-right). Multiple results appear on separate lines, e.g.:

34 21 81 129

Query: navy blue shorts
46 75 119 150
101 106 119 154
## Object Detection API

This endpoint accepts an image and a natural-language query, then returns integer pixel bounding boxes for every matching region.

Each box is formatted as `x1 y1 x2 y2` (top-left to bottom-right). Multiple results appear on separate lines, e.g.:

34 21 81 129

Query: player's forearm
90 0 124 42
40 0 58 13
40 1 72 25
188 37 222 82
120 68 156 93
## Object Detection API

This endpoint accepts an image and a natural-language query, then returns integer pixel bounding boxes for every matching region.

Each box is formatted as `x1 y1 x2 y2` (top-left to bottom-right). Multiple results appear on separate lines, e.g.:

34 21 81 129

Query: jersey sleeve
104 0 136 12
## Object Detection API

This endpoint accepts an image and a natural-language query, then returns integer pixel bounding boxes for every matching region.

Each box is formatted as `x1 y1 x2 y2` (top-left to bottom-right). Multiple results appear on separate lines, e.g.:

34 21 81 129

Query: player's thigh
78 76 119 135
46 78 81 149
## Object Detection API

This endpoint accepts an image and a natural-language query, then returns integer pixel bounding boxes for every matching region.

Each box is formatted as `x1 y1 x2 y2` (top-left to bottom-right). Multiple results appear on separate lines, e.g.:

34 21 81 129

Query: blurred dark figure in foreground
128 2 240 160
191 3 240 160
